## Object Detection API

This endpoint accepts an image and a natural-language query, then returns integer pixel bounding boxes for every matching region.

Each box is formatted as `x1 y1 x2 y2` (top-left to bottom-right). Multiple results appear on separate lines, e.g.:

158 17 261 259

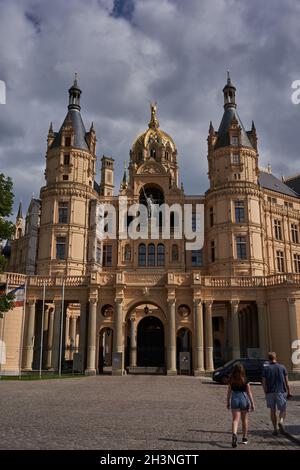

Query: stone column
204 301 214 371
257 302 267 358
167 299 177 375
70 315 77 359
194 299 204 375
51 301 63 371
79 302 87 369
46 307 55 369
230 300 240 359
85 299 97 375
130 313 137 368
287 298 300 372
65 313 70 360
23 300 36 371
112 298 124 375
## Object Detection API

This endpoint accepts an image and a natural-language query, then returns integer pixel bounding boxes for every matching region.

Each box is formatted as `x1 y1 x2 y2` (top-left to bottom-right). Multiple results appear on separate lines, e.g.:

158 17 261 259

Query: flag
8 284 25 307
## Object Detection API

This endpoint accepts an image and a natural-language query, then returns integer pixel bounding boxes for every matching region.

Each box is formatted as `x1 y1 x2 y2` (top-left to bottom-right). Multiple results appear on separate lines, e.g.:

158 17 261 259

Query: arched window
138 244 146 266
148 243 155 266
172 244 179 261
157 244 165 266
150 148 156 158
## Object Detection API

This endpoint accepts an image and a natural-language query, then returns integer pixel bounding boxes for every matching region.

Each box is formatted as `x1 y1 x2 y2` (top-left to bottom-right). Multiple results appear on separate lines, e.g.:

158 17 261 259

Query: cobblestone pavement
0 376 299 450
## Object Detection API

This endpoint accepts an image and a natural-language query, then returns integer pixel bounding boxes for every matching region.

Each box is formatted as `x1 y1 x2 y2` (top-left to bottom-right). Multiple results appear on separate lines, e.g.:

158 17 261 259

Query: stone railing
5 273 89 288
4 271 300 290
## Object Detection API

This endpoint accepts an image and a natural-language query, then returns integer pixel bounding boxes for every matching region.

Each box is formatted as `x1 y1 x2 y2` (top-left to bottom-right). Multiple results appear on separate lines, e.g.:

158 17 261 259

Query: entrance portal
137 316 165 367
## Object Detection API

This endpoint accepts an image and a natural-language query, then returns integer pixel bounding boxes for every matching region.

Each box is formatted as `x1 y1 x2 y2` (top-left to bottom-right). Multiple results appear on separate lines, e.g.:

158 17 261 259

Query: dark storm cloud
1 0 300 218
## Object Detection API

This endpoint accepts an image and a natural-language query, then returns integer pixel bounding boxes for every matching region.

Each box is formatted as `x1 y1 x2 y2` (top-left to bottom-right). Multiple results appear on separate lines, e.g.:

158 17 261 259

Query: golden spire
148 101 159 129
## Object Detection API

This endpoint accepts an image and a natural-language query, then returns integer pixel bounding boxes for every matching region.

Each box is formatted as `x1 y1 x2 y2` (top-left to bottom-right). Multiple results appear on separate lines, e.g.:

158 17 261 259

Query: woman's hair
230 362 246 387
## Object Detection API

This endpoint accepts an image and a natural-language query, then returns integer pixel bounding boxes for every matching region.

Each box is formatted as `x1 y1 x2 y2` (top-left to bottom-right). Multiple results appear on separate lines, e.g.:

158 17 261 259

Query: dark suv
212 358 269 384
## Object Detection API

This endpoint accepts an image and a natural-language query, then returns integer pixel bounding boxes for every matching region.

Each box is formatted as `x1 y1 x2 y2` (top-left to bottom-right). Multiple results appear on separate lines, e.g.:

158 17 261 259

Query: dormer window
231 135 239 147
65 136 71 147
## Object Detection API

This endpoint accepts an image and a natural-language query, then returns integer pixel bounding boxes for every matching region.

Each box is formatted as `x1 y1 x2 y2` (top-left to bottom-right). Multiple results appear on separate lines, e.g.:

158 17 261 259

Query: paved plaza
0 376 299 450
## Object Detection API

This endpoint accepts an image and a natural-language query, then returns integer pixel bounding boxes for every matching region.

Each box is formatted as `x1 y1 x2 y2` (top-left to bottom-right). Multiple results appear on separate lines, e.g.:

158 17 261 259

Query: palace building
1 74 300 376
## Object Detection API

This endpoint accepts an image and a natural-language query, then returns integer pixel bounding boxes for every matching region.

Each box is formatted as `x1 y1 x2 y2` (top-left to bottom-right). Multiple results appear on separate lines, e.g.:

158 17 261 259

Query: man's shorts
266 392 287 411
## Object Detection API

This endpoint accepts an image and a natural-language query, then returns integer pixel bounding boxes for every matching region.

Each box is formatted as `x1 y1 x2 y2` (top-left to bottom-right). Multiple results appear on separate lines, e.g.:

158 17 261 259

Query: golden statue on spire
148 101 159 129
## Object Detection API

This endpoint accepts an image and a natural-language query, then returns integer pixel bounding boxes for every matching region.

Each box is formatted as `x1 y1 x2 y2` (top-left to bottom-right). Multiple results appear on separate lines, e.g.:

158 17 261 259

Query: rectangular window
211 240 215 263
63 175 69 181
294 254 300 273
232 153 240 165
209 207 214 227
276 250 284 272
231 135 239 147
56 237 66 260
64 154 70 165
274 219 282 240
58 201 68 224
192 212 196 231
234 200 245 223
291 223 299 244
65 136 71 147
103 244 112 267
236 236 247 260
191 249 203 267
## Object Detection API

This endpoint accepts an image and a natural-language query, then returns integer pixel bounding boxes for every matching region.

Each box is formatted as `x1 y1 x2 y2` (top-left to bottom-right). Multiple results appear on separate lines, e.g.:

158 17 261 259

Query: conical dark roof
50 109 89 150
17 201 23 219
215 107 253 149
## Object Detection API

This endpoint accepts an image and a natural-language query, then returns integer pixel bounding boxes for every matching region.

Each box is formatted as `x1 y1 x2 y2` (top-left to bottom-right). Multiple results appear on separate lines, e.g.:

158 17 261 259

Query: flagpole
39 281 46 379
58 280 65 377
0 280 8 378
19 280 27 379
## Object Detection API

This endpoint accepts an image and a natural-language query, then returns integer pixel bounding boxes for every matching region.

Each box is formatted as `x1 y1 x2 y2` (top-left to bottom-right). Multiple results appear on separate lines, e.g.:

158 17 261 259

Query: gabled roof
259 171 299 198
50 109 89 150
215 107 253 150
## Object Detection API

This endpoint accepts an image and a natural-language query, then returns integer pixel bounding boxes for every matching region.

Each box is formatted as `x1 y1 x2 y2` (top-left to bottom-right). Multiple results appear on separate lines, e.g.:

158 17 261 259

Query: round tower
37 76 98 275
206 73 266 276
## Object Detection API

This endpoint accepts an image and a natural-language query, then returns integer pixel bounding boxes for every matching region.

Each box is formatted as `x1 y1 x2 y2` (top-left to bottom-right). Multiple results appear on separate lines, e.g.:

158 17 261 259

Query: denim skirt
231 391 250 411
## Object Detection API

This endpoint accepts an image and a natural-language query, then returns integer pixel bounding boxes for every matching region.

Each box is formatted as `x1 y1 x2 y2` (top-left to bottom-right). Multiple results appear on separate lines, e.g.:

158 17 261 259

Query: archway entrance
98 327 113 374
137 316 165 367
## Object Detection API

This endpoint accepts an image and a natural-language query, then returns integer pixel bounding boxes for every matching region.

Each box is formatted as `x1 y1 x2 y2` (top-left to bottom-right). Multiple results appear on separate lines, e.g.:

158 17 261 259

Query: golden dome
132 102 176 153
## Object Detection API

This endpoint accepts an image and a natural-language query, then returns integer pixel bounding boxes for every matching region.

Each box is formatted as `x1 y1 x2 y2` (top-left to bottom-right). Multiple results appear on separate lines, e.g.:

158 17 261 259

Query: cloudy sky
1 0 300 217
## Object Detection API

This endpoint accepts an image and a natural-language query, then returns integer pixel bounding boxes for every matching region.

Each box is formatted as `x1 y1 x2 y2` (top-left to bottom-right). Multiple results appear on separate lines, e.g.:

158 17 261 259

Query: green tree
0 173 15 315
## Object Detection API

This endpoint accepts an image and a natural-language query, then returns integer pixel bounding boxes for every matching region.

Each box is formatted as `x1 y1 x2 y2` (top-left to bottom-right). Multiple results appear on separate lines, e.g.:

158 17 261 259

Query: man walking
262 352 292 436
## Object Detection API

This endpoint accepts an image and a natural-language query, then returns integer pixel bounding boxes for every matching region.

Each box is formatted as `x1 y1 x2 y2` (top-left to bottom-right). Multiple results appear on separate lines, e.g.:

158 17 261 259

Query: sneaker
232 433 238 448
278 421 285 434
242 437 248 445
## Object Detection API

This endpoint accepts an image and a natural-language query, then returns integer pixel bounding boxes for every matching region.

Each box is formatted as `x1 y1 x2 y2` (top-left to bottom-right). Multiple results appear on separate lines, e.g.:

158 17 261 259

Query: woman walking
227 362 255 447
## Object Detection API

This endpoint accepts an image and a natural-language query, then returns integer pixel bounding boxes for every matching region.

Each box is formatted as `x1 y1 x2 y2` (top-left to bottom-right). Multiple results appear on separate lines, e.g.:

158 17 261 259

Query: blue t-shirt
262 362 287 393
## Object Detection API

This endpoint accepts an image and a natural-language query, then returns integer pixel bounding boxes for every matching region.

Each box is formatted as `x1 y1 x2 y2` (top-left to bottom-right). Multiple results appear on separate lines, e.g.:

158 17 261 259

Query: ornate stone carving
101 304 114 318
178 304 191 318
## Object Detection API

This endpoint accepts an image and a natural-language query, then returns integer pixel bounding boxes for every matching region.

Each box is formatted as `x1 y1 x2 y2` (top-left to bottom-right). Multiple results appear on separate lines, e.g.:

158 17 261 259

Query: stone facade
1 75 300 376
